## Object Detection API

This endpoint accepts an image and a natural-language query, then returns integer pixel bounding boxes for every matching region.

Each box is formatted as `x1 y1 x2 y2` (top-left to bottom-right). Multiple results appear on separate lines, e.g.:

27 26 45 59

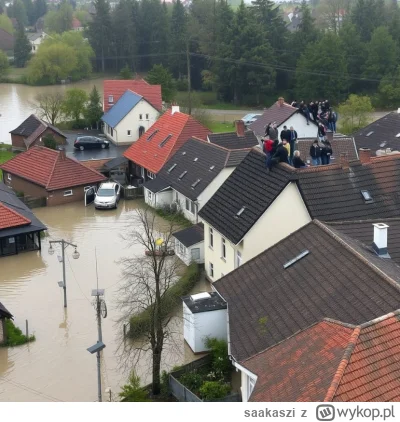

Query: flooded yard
0 200 208 402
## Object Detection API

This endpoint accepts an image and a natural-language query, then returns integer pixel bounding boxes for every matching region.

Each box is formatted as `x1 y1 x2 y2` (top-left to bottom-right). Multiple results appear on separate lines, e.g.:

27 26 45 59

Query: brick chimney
58 146 66 160
339 152 349 169
359 148 371 164
277 97 285 107
235 120 245 137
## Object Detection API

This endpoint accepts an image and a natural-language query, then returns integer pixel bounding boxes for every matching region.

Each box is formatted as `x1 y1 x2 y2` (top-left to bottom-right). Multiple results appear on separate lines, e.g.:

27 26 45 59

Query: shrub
179 371 204 393
199 381 230 401
160 370 170 398
205 337 231 380
43 134 57 150
119 371 150 402
2 320 35 347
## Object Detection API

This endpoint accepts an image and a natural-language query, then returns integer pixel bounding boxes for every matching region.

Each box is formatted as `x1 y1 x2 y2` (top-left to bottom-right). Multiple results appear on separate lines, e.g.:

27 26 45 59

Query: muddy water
0 79 105 144
0 200 208 402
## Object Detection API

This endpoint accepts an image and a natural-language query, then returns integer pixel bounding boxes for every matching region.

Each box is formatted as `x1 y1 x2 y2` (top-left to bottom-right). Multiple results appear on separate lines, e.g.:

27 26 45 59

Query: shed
0 302 13 345
173 223 204 266
182 292 227 353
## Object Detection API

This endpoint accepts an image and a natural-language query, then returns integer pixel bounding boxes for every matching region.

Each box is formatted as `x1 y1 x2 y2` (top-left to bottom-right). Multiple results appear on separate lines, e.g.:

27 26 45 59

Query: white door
84 186 96 206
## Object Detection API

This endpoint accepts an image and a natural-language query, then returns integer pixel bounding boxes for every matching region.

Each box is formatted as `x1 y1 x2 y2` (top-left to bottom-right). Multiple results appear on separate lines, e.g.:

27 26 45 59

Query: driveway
63 130 129 161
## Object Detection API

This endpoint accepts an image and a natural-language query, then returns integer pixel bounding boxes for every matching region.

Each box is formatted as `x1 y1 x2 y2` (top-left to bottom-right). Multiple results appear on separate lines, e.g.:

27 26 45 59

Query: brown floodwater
0 199 209 402
0 79 105 144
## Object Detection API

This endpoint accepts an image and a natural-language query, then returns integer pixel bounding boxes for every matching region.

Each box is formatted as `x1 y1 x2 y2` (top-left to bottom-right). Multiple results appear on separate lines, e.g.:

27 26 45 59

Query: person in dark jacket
310 140 322 166
288 126 297 163
265 122 272 137
311 101 318 122
321 140 333 165
318 123 326 141
292 150 307 168
280 125 289 142
268 122 279 141
268 142 289 170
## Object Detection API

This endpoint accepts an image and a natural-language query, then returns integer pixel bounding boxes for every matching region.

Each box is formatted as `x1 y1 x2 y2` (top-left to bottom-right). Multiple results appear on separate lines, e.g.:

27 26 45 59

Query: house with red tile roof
72 17 83 31
0 181 46 258
103 79 162 113
241 311 400 402
123 106 211 183
0 146 106 206
10 114 66 151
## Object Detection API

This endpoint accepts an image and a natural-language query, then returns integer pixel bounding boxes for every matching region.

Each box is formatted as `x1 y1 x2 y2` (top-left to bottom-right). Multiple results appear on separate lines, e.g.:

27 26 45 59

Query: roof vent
182 151 186 155
372 223 390 258
168 163 177 173
178 171 187 180
283 250 310 269
209 165 215 171
191 179 201 189
159 134 172 148
147 129 159 141
361 190 373 203
190 292 211 301
396 133 400 138
366 131 374 137
193 157 198 162
236 206 245 217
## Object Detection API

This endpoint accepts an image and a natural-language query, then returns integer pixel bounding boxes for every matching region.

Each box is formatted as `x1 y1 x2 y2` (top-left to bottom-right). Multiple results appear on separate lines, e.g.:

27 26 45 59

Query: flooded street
0 79 105 144
0 200 208 402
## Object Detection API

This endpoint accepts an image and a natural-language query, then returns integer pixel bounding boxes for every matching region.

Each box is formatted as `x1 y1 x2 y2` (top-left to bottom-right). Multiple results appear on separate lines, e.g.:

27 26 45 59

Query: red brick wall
11 129 66 151
47 184 93 206
3 172 47 198
11 134 26 150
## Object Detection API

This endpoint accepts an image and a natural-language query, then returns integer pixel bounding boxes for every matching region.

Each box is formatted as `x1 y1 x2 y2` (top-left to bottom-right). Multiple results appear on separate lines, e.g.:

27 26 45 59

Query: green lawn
0 147 15 180
175 91 253 111
207 121 236 133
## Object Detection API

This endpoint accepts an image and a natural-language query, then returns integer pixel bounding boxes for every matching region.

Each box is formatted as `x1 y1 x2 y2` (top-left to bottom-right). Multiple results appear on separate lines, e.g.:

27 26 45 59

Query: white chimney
397 108 400 114
372 223 390 257
171 105 180 115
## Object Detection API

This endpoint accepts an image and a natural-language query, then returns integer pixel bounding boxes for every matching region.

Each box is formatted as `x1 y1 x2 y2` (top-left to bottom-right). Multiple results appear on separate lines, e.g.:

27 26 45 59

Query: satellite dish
100 300 107 318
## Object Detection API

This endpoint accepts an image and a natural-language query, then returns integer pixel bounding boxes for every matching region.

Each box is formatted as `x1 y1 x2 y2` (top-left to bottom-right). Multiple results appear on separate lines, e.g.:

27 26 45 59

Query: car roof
99 182 117 189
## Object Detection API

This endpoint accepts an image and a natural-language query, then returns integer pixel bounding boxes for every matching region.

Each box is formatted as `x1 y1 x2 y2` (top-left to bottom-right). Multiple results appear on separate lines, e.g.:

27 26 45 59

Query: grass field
0 146 14 180
207 121 236 133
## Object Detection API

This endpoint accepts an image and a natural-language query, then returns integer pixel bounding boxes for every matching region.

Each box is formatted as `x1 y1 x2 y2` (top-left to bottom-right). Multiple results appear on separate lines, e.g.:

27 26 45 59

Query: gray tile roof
214 220 400 361
208 130 258 149
353 112 400 155
10 114 66 140
143 138 248 201
173 223 204 247
199 148 297 244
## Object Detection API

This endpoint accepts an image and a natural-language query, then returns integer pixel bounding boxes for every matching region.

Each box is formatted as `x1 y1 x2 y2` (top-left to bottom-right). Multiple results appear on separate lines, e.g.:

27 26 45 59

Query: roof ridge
45 147 60 188
191 136 232 153
327 217 400 225
352 111 394 136
359 309 400 329
323 326 361 402
315 220 400 293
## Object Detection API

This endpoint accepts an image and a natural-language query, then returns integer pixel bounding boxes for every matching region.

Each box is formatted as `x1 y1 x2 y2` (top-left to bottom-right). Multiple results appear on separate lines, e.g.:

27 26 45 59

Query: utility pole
48 240 80 308
186 39 192 115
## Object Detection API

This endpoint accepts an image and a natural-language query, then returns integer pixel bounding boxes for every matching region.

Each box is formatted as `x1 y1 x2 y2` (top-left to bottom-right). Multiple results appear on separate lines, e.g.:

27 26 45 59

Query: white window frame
108 95 114 104
185 198 194 214
147 170 155 179
209 227 214 249
236 250 242 268
247 376 256 400
83 186 92 192
139 114 143 120
63 190 73 197
7 173 11 181
179 241 185 255
127 130 131 136
221 238 226 260
209 262 214 278
141 167 145 178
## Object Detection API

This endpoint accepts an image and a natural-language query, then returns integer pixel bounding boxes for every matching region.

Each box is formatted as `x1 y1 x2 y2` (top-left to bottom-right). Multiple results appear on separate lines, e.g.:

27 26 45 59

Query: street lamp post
48 240 80 308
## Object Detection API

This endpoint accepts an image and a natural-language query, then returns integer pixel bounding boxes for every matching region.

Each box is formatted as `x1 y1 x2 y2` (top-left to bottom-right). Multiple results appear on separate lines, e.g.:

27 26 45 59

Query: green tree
363 26 398 83
22 0 34 26
26 42 77 84
34 92 65 124
378 66 400 109
338 94 374 133
295 33 349 102
9 0 28 27
86 0 112 73
351 0 385 42
387 0 400 45
74 10 90 26
146 64 176 102
84 86 103 129
33 0 47 22
14 27 31 67
0 50 9 80
119 63 133 79
169 0 187 77
44 2 73 33
0 14 14 33
62 88 88 125
42 133 57 149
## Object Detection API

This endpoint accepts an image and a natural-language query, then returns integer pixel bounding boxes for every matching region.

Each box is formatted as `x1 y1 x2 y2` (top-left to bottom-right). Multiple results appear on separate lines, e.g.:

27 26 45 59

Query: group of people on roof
290 99 337 132
263 122 333 170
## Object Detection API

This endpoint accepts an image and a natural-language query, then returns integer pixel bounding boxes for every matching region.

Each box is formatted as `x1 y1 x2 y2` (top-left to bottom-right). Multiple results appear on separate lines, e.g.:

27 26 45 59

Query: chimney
372 223 390 257
339 152 349 169
397 108 400 114
171 105 180 115
277 97 285 107
235 120 245 137
359 148 371 164
326 130 333 142
58 146 66 160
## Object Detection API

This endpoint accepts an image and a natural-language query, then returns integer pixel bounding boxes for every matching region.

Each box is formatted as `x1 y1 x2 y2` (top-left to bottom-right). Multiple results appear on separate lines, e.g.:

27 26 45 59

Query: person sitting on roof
292 150 307 168
282 138 290 159
268 141 289 170
263 137 274 168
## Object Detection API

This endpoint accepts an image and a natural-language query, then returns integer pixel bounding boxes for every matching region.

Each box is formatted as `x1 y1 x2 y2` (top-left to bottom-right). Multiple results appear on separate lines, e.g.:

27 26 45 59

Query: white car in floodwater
94 182 121 209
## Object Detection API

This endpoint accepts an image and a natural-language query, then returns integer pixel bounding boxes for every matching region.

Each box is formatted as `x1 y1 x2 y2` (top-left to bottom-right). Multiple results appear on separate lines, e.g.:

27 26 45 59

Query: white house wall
144 187 172 208
204 182 311 281
183 302 196 351
175 240 204 266
278 114 317 139
192 309 228 353
104 99 159 145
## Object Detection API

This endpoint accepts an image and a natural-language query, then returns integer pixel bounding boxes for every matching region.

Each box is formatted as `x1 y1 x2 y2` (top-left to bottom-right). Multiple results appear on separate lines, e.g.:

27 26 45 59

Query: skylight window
236 206 246 217
366 131 374 137
396 133 400 138
168 164 177 173
380 141 387 148
361 189 373 203
147 129 159 141
209 165 215 171
191 179 201 189
159 134 172 147
178 171 187 180
182 151 186 155
283 250 310 269
193 157 198 162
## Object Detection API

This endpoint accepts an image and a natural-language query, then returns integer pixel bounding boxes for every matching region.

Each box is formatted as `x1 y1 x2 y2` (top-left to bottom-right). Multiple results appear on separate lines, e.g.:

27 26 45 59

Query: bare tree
116 207 185 396
34 92 65 125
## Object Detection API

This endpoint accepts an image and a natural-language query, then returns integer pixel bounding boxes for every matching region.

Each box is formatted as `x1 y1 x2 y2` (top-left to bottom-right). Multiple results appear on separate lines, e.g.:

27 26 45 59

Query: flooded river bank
0 200 207 401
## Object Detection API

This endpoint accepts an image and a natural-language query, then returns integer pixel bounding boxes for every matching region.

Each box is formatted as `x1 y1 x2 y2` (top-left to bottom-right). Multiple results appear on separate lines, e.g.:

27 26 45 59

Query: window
168 164 177 173
159 134 172 148
110 128 113 137
209 227 214 249
147 170 155 179
179 241 185 255
147 190 152 200
127 130 131 136
191 248 200 261
236 250 242 268
146 114 149 120
141 167 145 178
221 238 226 260
175 191 179 202
247 376 256 400
108 95 114 104
83 186 92 192
7 173 11 181
63 190 73 197
179 171 187 180
209 262 214 278
139 126 145 137
139 114 143 120
147 129 159 141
